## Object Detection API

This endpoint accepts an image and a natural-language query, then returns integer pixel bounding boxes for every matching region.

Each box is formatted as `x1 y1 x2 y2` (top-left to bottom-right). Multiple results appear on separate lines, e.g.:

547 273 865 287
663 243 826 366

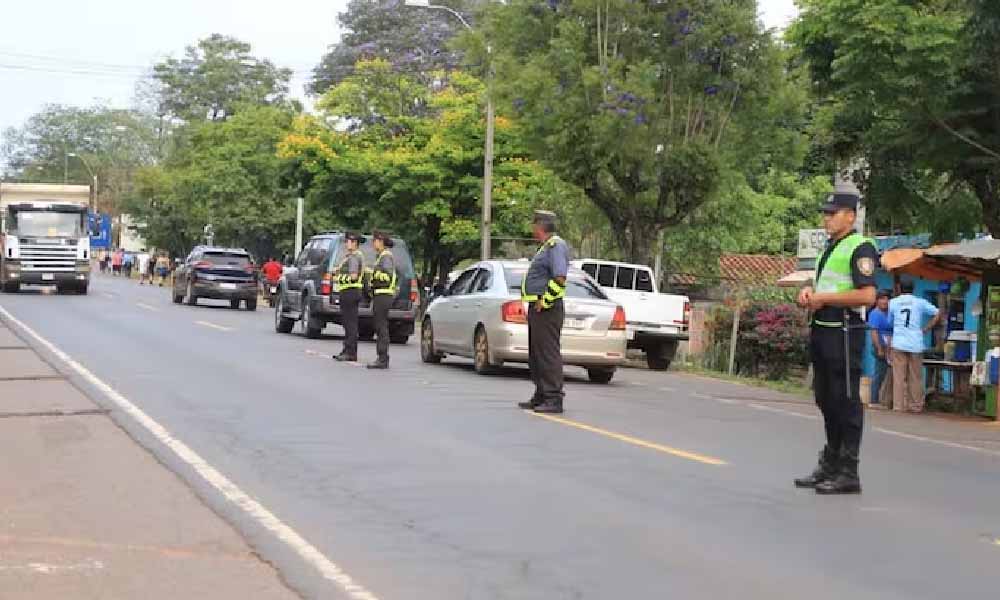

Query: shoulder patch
857 256 875 277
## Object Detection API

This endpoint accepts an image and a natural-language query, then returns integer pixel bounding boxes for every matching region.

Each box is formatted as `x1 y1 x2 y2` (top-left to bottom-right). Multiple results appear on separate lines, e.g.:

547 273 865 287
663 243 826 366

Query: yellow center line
528 412 728 466
195 320 233 332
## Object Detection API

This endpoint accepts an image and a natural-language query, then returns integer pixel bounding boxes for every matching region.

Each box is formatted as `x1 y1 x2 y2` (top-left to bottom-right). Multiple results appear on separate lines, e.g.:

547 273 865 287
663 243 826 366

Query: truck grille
19 242 77 272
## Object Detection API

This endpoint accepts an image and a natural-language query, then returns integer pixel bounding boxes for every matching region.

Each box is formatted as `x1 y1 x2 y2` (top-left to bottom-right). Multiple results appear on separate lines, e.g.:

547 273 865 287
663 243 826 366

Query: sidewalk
0 322 298 599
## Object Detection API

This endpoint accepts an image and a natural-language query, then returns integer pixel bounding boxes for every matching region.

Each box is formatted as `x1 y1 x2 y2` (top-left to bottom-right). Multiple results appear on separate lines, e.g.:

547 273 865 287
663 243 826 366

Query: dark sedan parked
172 246 258 310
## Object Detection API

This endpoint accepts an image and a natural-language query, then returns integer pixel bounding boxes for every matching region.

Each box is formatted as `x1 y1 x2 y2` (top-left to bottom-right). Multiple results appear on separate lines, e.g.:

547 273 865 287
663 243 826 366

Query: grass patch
674 362 812 397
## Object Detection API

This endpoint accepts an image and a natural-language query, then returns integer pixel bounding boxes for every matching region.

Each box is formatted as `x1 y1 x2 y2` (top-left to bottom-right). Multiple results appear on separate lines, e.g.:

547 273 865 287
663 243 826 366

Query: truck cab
1 184 93 294
572 259 690 370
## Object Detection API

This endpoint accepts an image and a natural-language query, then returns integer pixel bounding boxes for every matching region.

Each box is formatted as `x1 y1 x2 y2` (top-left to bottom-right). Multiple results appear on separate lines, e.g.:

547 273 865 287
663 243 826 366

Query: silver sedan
420 260 627 383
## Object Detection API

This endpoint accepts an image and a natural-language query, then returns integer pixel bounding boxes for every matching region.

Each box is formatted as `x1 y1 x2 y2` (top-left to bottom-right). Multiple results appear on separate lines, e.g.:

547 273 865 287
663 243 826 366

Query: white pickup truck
572 259 690 370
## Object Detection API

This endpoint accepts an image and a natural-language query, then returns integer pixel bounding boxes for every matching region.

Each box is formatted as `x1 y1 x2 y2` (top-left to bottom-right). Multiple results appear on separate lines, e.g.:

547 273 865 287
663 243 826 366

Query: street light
405 0 494 261
67 153 98 211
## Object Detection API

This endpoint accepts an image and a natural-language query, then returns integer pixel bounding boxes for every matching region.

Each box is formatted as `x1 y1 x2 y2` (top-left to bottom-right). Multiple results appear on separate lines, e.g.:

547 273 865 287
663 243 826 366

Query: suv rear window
503 267 608 300
202 252 251 267
326 237 416 278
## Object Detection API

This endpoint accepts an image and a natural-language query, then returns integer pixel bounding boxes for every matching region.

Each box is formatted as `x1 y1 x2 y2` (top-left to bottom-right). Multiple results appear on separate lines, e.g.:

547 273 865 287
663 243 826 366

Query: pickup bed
572 259 689 370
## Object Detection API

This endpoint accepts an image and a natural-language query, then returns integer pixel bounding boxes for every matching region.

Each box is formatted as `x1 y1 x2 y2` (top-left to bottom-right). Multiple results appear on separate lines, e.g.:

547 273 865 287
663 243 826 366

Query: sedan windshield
503 267 608 299
10 210 84 237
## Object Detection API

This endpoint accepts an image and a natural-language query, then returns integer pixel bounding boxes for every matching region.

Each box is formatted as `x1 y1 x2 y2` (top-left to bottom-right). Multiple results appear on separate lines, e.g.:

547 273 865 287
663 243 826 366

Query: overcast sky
0 0 799 137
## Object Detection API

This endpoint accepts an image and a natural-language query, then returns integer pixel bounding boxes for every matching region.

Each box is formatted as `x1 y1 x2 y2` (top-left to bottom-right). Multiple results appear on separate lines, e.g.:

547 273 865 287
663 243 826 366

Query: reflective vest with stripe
371 250 398 295
334 249 364 292
521 236 566 309
813 232 874 327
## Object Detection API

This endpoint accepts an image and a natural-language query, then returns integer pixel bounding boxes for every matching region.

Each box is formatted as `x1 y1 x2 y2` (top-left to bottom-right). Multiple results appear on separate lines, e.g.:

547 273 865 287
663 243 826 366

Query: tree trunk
971 169 1000 235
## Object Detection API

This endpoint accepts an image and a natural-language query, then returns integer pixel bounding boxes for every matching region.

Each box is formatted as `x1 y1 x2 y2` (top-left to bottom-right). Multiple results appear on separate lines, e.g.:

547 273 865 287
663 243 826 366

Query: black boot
533 402 564 414
816 446 862 495
794 446 838 488
367 359 389 369
518 396 543 409
334 352 357 362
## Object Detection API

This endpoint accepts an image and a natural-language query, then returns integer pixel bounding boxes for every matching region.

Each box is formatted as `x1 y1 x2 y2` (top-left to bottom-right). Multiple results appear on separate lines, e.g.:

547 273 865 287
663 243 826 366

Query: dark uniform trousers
528 299 565 403
810 320 865 455
340 288 361 356
373 294 393 363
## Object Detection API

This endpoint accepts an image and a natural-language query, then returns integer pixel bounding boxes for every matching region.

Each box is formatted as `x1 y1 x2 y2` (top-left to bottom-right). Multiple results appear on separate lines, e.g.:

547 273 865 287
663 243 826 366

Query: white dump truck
0 183 93 294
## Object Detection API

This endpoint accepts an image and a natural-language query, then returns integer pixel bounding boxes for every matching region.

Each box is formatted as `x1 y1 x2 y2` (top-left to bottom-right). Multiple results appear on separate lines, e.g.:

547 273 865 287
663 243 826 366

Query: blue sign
89 212 112 249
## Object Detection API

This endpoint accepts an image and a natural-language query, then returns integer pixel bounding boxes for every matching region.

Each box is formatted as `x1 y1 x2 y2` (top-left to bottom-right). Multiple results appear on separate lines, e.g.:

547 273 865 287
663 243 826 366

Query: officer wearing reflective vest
795 191 877 495
367 230 397 370
333 232 366 363
518 210 571 414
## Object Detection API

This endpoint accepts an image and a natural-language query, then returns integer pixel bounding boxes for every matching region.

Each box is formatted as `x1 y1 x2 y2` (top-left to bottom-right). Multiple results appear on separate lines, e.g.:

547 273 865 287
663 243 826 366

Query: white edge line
748 402 818 420
136 302 159 312
0 305 379 600
195 320 233 332
873 426 1000 458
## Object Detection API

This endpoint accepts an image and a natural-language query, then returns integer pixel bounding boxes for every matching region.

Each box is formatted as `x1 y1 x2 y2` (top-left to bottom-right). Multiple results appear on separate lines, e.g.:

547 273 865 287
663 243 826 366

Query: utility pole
295 196 304 257
481 69 494 261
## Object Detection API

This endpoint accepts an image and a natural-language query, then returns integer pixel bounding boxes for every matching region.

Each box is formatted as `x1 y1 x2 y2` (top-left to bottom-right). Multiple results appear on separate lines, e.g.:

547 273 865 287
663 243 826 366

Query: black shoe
518 398 542 409
334 353 357 362
816 446 861 495
367 360 389 369
533 403 563 414
794 446 838 488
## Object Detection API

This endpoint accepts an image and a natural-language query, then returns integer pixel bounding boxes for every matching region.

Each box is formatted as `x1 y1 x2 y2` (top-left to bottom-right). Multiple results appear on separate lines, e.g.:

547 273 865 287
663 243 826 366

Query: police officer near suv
795 189 877 495
518 210 571 414
367 231 397 370
333 232 366 362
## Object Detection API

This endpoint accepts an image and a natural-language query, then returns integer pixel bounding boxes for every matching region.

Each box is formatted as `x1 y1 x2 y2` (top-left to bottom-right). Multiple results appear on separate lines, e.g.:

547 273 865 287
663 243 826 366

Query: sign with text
89 212 112 249
798 229 829 260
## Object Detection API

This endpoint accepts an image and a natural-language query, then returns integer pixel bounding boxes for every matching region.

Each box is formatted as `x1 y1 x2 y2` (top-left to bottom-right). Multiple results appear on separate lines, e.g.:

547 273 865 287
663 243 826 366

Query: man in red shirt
261 257 283 284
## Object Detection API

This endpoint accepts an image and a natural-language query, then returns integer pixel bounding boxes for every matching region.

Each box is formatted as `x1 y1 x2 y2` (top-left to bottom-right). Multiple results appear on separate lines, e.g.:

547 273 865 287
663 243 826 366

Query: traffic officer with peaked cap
518 210 571 414
795 185 877 495
367 230 397 370
333 231 366 362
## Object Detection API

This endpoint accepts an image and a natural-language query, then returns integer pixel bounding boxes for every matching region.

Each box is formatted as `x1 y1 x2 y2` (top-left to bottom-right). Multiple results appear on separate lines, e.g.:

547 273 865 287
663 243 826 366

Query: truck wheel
245 299 257 311
587 368 616 384
274 292 295 334
230 299 240 310
2 282 19 293
646 341 678 371
302 295 323 339
77 283 89 295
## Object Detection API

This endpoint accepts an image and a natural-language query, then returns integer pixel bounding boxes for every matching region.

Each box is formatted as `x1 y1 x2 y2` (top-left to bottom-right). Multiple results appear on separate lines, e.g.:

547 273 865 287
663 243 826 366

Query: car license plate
220 283 237 290
564 318 585 329
269 285 277 293
42 274 54 281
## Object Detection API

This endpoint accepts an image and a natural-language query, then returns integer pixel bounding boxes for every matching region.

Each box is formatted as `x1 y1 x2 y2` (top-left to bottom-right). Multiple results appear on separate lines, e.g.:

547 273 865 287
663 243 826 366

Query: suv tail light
193 261 212 269
244 263 256 274
409 278 419 304
683 301 691 326
320 273 333 296
502 300 527 324
610 306 626 331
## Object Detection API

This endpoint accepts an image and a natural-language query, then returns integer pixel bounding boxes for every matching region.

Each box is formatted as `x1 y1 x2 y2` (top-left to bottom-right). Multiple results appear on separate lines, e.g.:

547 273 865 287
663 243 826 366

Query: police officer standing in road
333 232 366 362
795 190 877 495
367 231 397 370
518 210 571 414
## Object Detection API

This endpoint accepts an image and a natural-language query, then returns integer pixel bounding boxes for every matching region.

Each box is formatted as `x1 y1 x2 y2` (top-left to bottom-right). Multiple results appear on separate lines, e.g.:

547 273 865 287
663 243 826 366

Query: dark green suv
273 232 418 343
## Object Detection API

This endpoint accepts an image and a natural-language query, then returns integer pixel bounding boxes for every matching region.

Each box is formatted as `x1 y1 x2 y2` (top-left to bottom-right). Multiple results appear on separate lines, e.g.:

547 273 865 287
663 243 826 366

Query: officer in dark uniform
795 191 877 495
517 210 571 414
333 232 366 362
367 231 397 370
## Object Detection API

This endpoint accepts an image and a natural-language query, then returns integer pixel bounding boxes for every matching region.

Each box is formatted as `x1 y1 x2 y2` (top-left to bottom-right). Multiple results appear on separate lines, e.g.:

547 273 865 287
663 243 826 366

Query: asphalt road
2 275 999 600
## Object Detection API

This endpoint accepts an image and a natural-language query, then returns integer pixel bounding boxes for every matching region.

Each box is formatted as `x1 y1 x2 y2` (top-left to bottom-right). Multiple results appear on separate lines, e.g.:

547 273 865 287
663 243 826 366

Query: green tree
125 105 309 259
789 0 994 236
470 0 797 265
153 34 293 122
1 104 158 214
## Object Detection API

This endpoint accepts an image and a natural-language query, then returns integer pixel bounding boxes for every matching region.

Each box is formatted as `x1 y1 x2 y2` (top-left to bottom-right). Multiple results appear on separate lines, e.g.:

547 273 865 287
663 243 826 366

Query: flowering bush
704 300 809 380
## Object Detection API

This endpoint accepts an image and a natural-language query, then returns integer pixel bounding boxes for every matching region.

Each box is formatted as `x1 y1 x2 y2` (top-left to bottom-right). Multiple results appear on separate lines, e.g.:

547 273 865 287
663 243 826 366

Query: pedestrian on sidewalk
889 281 943 413
137 250 152 285
112 249 123 276
868 290 894 407
155 252 170 287
123 252 134 279
518 210 571 415
794 190 876 495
